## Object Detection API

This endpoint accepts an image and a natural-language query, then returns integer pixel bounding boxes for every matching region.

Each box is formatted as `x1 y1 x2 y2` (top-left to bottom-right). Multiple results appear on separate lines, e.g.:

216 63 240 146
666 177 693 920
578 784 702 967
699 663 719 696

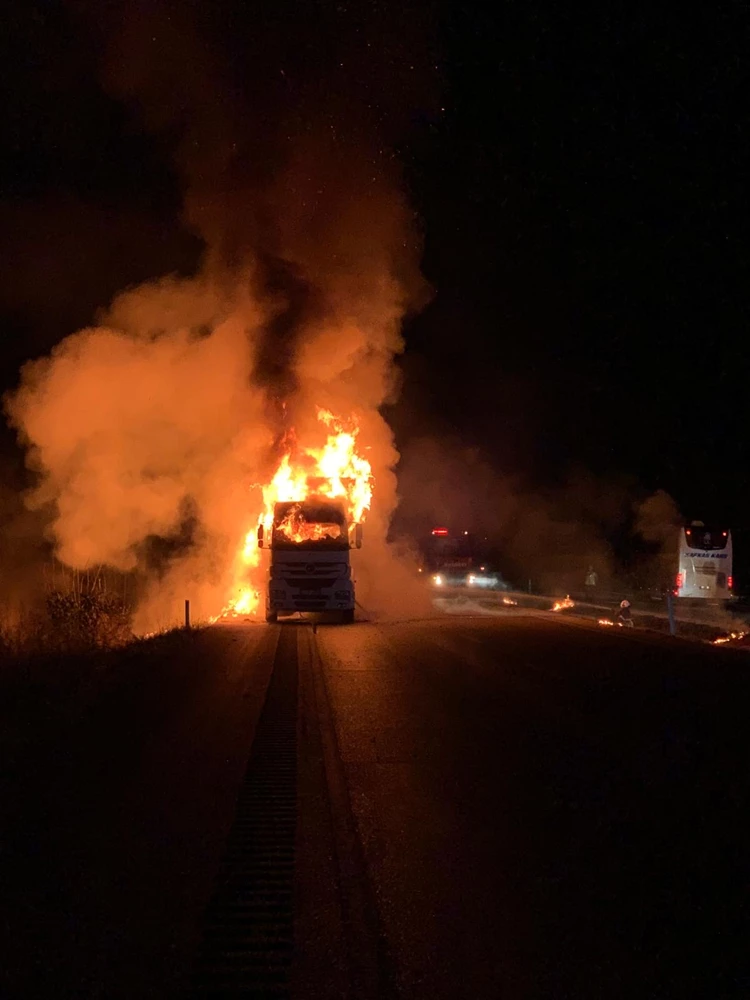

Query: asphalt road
2 613 749 998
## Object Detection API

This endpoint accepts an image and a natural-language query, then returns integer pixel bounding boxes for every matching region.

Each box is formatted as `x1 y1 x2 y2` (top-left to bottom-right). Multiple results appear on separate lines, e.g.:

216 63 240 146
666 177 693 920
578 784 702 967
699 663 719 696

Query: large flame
213 408 372 620
259 409 372 535
274 504 343 544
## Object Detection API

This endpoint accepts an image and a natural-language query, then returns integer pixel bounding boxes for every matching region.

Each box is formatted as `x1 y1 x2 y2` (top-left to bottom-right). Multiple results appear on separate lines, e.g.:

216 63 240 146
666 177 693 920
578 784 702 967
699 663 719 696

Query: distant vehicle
675 522 733 600
421 527 508 590
257 496 362 623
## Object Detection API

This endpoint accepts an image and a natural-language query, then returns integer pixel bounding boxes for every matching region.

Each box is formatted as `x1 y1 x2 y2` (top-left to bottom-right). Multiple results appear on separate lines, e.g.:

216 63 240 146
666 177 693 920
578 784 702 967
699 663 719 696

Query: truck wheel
265 610 278 624
341 609 355 624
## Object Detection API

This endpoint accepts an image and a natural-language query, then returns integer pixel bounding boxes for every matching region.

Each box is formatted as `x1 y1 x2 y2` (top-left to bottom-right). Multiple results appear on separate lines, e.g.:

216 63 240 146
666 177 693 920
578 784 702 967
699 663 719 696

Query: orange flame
214 408 372 621
210 528 260 622
551 595 575 612
274 503 343 544
259 408 372 534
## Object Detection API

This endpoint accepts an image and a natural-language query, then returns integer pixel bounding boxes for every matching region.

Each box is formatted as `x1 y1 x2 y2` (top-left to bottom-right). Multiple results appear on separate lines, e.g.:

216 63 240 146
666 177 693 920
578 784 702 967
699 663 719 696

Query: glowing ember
214 408 372 621
551 595 575 612
712 630 748 645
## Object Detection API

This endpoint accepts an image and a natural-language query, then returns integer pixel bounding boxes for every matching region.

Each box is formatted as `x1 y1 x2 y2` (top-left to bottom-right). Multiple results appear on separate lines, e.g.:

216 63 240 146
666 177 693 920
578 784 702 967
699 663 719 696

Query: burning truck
257 493 363 622
215 408 372 624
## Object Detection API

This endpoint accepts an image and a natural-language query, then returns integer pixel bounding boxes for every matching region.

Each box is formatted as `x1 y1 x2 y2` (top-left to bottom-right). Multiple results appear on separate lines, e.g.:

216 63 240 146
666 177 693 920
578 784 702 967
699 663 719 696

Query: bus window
684 528 729 551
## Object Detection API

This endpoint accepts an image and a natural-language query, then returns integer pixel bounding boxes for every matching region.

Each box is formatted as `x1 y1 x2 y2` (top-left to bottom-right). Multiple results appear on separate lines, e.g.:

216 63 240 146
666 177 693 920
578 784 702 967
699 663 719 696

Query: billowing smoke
633 489 683 546
394 435 691 594
4 1 436 629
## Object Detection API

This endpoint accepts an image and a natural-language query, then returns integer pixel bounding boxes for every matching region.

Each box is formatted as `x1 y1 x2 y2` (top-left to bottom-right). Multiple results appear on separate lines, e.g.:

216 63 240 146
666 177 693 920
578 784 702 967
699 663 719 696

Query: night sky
2 1 748 528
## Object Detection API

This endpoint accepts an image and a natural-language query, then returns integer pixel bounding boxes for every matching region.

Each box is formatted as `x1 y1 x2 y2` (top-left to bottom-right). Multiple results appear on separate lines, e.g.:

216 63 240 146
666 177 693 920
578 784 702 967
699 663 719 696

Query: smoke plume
4 1 436 629
394 435 691 594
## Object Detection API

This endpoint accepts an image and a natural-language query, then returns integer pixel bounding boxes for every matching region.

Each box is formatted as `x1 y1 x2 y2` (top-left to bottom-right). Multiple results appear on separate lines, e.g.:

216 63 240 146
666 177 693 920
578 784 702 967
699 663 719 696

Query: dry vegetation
0 565 198 757
1 565 135 663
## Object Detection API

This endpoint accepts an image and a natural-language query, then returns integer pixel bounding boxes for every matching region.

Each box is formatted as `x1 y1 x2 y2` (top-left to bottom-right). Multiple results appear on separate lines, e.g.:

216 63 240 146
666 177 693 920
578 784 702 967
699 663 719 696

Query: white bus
675 523 733 600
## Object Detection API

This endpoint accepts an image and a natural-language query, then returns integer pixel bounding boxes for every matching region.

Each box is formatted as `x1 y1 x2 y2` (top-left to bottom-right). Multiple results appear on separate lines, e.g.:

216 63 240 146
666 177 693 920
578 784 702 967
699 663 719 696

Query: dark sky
1 0 748 525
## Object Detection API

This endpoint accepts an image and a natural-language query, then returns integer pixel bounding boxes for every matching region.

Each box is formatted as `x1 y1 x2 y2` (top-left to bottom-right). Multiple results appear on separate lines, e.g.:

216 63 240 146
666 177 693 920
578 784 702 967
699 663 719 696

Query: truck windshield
272 501 349 550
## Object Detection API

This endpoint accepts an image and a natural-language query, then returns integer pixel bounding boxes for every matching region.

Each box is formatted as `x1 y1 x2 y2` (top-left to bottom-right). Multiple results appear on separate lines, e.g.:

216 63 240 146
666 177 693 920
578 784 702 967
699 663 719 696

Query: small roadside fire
209 528 260 622
502 597 518 606
213 408 372 621
712 630 749 646
551 595 575 612
598 618 619 627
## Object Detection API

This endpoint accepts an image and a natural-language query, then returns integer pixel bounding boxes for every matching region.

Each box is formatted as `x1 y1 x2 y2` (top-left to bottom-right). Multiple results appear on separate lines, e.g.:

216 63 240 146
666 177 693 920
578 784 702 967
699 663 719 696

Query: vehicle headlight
468 575 476 585
433 574 443 586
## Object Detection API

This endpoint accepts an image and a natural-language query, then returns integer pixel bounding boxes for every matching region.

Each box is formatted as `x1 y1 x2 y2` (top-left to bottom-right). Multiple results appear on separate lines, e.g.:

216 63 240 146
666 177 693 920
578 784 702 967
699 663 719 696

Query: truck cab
257 497 362 623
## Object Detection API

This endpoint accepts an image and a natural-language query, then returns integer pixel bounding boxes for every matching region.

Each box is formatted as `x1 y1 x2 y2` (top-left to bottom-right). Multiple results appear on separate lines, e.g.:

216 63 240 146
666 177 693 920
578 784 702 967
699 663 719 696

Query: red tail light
728 576 734 591
675 573 684 591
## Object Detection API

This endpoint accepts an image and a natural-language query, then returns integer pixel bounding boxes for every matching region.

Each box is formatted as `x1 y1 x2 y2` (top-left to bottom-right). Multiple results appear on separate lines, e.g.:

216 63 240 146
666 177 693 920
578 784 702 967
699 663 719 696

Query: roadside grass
0 592 198 754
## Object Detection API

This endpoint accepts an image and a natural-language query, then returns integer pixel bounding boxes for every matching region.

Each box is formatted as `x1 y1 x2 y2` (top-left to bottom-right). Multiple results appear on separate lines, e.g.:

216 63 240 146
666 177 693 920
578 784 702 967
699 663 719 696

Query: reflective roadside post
666 590 676 636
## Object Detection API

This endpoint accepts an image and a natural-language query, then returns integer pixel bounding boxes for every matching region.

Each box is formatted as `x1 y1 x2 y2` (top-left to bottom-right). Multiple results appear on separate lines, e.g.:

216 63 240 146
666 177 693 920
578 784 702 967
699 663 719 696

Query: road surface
2 614 749 998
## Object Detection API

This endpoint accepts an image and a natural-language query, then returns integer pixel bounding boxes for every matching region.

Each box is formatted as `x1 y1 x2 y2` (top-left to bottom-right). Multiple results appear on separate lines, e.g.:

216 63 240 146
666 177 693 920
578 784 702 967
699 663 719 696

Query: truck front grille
281 563 348 578
282 577 336 591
